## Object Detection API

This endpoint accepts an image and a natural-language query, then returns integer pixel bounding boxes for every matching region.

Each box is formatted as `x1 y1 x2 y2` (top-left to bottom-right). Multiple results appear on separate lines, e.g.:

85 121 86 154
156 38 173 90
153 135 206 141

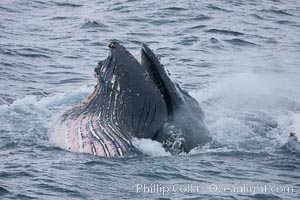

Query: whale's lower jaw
52 107 134 157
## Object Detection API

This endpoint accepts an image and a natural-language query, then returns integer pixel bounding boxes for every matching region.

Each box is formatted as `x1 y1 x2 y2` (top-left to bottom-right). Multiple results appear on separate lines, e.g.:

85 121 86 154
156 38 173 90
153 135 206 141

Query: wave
261 9 293 16
190 14 212 21
161 7 188 11
0 46 63 59
0 186 10 195
187 25 207 30
276 20 296 25
80 20 108 29
224 39 258 46
206 29 244 36
52 2 82 8
207 4 231 12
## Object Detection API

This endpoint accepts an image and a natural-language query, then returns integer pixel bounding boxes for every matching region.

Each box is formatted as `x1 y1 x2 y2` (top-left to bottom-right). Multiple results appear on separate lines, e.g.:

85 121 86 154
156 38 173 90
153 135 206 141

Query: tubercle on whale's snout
108 40 124 49
108 41 116 48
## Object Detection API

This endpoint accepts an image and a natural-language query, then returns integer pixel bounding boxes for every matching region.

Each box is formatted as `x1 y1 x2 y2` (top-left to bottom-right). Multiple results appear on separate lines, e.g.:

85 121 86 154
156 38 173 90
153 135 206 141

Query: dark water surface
1 0 300 199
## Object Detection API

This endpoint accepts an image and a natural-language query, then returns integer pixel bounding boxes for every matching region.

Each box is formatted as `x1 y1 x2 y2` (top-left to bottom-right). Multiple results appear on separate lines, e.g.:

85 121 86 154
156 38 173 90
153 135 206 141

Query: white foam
292 112 300 141
190 71 300 151
192 71 300 110
132 138 171 157
210 117 254 144
0 84 93 109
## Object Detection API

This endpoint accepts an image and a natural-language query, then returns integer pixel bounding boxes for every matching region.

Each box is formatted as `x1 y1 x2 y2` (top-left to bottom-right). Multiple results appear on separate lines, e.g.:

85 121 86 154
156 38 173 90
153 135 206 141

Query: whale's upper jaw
140 42 211 152
140 43 194 116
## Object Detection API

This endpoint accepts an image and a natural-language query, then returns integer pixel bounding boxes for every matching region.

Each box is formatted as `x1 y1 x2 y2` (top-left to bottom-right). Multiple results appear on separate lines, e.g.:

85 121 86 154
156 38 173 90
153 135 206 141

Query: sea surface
0 0 300 199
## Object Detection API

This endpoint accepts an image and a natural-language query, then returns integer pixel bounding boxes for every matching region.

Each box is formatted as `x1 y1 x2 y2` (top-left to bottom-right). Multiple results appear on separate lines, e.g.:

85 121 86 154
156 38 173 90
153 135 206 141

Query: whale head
92 40 212 153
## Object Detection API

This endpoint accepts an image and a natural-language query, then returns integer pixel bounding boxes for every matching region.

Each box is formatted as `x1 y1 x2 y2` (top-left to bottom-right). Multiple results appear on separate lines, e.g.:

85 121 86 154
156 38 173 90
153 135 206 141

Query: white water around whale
193 71 300 151
4 70 299 158
132 138 171 157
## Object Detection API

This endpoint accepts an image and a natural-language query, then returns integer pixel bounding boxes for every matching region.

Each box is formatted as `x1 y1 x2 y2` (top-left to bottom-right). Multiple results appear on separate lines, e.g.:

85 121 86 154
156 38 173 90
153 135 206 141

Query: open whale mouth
92 40 211 153
94 40 181 118
92 40 172 140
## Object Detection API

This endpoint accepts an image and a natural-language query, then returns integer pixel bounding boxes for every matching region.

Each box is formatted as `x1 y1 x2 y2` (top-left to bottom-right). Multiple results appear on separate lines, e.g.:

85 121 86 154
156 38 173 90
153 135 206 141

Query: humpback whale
52 40 212 157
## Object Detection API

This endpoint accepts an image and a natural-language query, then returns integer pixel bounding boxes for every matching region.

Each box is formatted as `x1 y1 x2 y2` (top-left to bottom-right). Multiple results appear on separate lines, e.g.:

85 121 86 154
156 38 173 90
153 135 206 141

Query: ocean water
1 0 300 199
